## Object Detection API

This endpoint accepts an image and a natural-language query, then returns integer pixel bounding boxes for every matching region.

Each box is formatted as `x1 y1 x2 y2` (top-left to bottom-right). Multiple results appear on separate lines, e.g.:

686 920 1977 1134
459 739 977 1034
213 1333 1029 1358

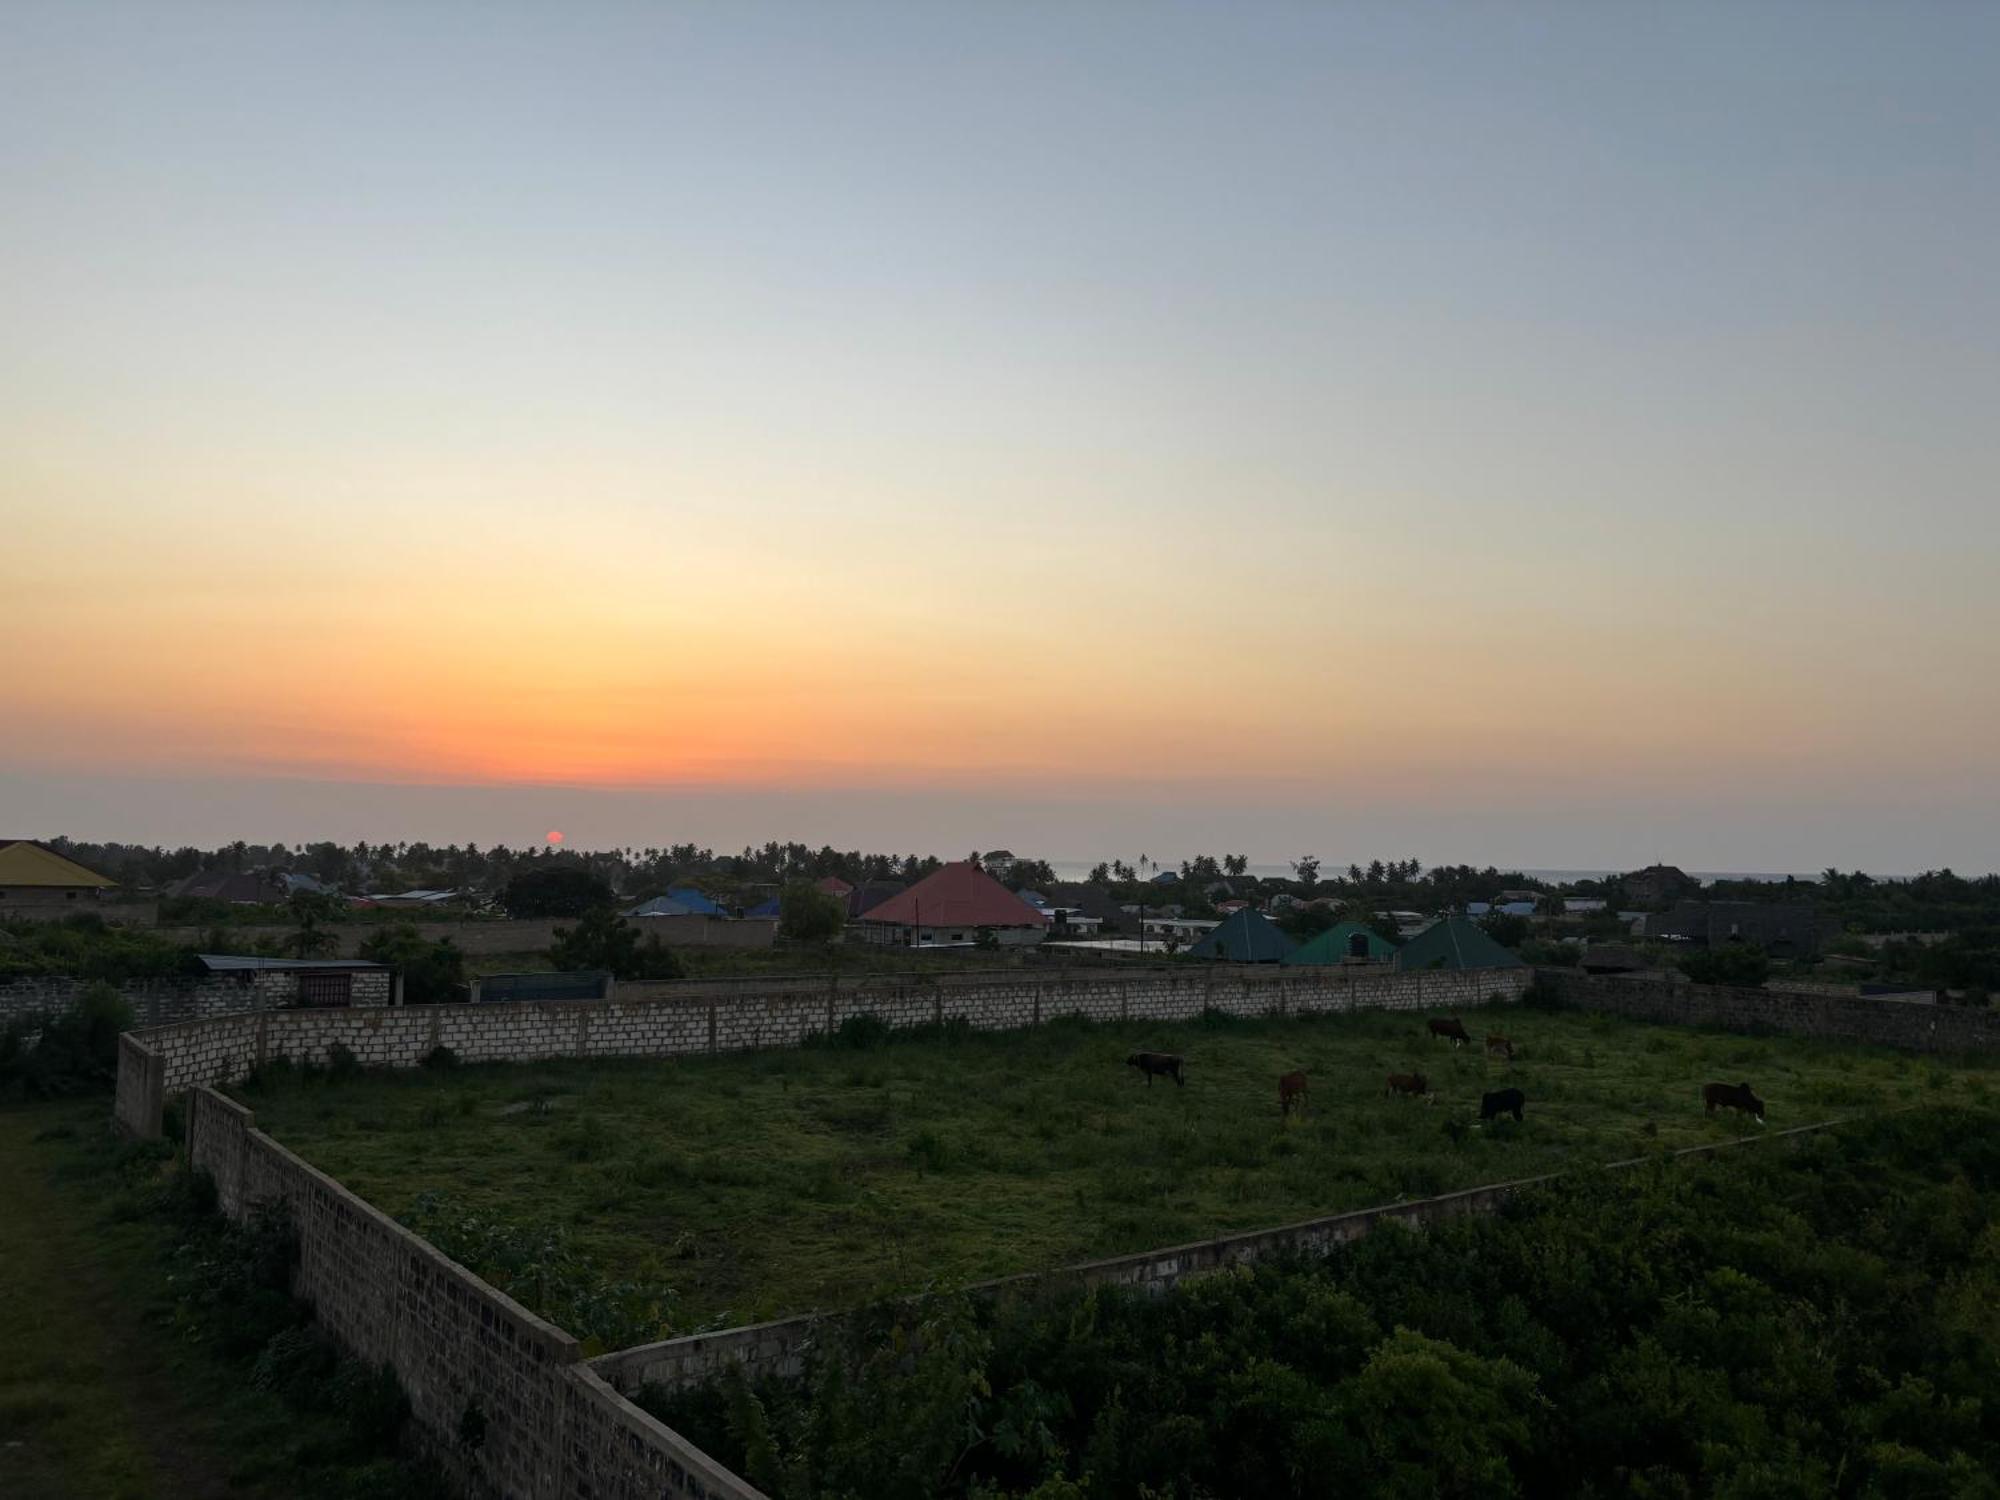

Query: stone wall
592 1119 1844 1398
1 968 393 1031
1539 969 2000 1052
120 964 1534 1135
184 1087 764 1500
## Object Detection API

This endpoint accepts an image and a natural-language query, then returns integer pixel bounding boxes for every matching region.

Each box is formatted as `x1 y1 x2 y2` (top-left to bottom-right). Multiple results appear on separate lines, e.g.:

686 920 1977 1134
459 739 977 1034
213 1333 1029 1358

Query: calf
1428 1018 1470 1048
1278 1070 1309 1118
1126 1051 1185 1087
1703 1081 1766 1123
1386 1071 1431 1101
1480 1087 1525 1123
1485 1034 1514 1060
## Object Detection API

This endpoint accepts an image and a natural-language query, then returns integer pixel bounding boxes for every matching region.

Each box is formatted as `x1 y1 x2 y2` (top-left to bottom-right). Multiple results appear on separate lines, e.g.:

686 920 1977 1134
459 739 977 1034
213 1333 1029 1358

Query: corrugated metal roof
0 840 116 889
1188 908 1297 962
1395 916 1524 971
857 862 1049 929
1283 922 1400 965
197 954 387 972
626 897 696 918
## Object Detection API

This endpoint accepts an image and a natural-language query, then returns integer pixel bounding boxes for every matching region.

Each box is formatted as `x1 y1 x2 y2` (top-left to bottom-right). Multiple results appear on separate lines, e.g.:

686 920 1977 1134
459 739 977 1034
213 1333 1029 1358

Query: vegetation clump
648 1107 2000 1499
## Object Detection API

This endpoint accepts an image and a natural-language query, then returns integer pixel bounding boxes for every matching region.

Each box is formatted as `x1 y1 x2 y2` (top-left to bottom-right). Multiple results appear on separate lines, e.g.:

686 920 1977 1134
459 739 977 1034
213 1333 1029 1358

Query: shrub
822 1013 892 1050
327 1042 362 1080
779 883 846 943
420 1044 460 1071
0 980 134 1099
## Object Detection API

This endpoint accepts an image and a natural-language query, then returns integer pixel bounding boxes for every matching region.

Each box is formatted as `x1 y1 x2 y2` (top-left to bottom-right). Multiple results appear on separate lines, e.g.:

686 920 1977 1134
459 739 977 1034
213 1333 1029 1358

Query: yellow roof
0 840 116 889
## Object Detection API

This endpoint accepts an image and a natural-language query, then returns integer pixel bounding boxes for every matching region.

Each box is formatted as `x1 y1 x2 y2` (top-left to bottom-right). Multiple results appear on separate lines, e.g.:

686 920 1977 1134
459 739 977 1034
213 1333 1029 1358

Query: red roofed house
815 875 855 899
855 860 1050 948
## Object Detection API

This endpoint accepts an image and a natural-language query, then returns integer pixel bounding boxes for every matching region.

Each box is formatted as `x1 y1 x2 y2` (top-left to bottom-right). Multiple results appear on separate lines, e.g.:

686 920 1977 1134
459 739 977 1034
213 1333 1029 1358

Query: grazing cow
1428 1018 1471 1048
1480 1087 1525 1123
1126 1051 1185 1087
1386 1071 1430 1101
1278 1070 1309 1118
1485 1034 1514 1060
1703 1081 1766 1123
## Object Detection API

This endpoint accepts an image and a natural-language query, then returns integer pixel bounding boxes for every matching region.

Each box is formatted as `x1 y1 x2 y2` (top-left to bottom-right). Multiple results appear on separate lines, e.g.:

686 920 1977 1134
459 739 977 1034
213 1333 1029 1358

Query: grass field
237 1004 1999 1337
0 1101 430 1499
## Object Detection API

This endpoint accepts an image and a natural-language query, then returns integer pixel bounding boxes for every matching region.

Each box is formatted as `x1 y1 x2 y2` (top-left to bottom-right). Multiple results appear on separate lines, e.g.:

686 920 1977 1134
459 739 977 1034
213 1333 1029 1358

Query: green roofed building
1395 915 1525 971
1187 907 1297 963
1283 922 1399 966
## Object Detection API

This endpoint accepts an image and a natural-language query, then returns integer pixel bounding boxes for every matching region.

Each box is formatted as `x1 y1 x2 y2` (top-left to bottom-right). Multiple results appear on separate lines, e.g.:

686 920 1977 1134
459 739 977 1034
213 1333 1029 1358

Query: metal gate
297 971 354 1008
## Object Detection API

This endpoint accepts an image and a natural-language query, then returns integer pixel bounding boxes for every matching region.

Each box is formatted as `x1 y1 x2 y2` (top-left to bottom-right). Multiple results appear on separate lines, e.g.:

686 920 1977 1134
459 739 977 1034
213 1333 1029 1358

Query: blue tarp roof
665 887 726 916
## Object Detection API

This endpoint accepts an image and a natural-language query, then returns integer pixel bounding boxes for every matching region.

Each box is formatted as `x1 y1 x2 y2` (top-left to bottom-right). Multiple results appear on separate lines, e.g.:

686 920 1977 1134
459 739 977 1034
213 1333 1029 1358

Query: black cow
1127 1051 1185 1087
1480 1087 1525 1123
1703 1081 1766 1123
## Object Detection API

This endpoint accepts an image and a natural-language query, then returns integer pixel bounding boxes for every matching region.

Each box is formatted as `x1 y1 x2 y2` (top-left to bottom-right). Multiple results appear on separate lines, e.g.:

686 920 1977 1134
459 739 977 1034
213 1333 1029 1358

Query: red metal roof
855 861 1049 929
815 875 855 897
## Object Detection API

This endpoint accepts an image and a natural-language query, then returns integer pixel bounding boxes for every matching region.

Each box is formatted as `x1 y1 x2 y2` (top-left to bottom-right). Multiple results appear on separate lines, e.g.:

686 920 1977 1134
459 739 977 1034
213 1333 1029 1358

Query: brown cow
1126 1051 1185 1087
1386 1071 1431 1101
1703 1081 1766 1123
1485 1034 1514 1060
1428 1018 1470 1047
1279 1070 1309 1118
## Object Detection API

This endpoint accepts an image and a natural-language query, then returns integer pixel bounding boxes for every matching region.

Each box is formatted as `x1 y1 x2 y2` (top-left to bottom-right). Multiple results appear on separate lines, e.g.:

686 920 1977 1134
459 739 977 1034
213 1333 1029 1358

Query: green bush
645 1108 2000 1499
0 980 135 1099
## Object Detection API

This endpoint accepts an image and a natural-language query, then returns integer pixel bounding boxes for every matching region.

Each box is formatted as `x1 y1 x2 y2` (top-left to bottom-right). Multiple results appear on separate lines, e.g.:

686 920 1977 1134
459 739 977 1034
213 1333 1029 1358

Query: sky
3 1 1997 873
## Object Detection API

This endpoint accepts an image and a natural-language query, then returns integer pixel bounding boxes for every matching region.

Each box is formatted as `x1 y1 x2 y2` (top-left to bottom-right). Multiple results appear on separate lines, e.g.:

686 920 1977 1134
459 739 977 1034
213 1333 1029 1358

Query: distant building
168 868 290 905
626 895 694 918
855 861 1048 947
1563 898 1608 915
196 953 394 1008
0 840 115 906
1283 922 1399 967
1040 907 1105 938
1396 915 1525 971
1622 864 1701 907
1142 915 1219 946
369 889 462 908
845 880 907 919
1188 908 1296 963
1650 901 1833 958
815 876 855 899
664 887 727 917
1043 882 1134 935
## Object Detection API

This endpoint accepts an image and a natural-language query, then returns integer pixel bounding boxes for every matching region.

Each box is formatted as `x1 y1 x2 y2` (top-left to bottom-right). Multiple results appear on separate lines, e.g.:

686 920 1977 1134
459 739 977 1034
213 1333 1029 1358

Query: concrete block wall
153 915 779 957
1 969 392 1032
1539 969 2000 1053
591 1118 1844 1399
115 1032 163 1138
124 965 1534 1127
184 1088 764 1500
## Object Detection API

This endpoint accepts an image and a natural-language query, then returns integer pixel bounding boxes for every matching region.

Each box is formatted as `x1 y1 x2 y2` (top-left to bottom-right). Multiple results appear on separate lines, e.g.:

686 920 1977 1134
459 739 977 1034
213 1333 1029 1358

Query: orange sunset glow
4 3 1998 870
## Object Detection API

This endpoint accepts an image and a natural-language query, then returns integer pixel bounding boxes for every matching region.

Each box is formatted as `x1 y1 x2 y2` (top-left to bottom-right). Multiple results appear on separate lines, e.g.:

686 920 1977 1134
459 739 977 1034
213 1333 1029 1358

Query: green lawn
237 1005 1999 1336
0 1101 427 1499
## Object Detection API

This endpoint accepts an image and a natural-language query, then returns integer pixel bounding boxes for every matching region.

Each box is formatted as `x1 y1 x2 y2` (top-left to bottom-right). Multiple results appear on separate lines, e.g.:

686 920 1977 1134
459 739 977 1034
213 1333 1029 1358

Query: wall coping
591 1114 1848 1388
